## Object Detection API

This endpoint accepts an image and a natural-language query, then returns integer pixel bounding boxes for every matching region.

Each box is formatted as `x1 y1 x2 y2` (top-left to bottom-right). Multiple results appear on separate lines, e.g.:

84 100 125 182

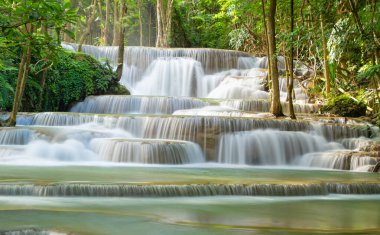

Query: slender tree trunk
63 23 72 42
165 0 173 47
112 0 120 46
148 4 153 46
63 0 79 43
320 13 331 94
38 24 49 111
9 24 33 126
267 0 283 116
156 0 174 47
18 46 32 110
8 51 26 126
156 0 163 47
104 0 111 45
116 2 128 81
98 0 105 45
287 0 296 119
371 0 380 64
261 0 271 89
138 0 143 46
348 0 366 37
78 0 98 52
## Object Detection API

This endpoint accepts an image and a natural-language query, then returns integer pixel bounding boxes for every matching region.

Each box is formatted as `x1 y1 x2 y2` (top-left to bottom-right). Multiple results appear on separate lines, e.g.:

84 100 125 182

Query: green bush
321 94 367 117
1 48 129 112
42 50 129 111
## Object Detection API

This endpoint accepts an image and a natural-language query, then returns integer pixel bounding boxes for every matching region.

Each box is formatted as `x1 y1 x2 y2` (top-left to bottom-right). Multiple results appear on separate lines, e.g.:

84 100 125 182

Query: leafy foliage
0 48 128 112
42 50 128 111
358 64 380 84
173 0 231 48
0 76 14 111
321 94 367 117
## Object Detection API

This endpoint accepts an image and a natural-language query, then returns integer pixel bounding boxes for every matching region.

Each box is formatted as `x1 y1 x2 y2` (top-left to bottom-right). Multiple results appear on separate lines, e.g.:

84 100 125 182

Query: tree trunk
98 0 104 45
112 0 120 46
138 0 143 46
63 23 72 43
156 0 174 48
8 51 26 126
320 13 331 95
287 0 296 119
261 0 271 89
267 0 283 116
156 0 163 47
348 0 366 37
373 161 380 173
63 0 79 44
116 2 128 81
371 0 380 64
38 24 49 111
9 27 32 126
104 0 111 45
148 3 153 46
78 0 98 52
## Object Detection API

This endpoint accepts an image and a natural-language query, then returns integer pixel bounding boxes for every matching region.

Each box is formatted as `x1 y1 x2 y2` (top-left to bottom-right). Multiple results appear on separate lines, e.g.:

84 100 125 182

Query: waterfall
70 95 208 114
221 99 319 114
3 230 65 235
201 69 241 95
237 57 266 69
0 128 35 145
351 156 378 170
74 44 119 64
299 150 380 171
133 58 205 97
69 44 315 104
77 45 250 73
172 106 266 118
0 43 377 235
26 113 374 142
340 137 377 150
73 45 250 90
299 151 352 170
278 78 309 102
12 139 98 162
237 56 286 70
1 183 379 197
0 146 24 158
217 129 341 165
311 123 377 141
207 76 269 99
90 138 204 164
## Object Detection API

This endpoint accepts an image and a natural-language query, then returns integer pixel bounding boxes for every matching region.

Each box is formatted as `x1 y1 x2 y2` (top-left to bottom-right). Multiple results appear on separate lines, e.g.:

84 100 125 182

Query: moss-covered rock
321 94 367 117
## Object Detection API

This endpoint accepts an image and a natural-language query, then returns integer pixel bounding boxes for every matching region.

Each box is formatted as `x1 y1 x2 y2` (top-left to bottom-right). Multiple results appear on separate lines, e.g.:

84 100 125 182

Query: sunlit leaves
228 28 249 50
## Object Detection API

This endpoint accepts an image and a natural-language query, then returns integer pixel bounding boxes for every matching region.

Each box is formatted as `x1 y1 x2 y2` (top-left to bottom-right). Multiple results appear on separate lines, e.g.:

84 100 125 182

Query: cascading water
70 95 208 114
1 44 379 234
237 57 266 69
207 76 269 99
133 57 205 97
66 44 316 112
90 138 204 164
0 128 36 145
72 44 250 90
217 129 342 165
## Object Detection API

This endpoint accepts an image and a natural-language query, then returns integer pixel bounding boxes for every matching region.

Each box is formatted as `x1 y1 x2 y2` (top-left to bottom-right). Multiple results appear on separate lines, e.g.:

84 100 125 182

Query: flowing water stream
0 45 379 234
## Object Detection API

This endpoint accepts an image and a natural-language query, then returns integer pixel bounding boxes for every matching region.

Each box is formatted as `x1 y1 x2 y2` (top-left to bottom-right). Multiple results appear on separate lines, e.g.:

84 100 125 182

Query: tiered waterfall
0 44 379 234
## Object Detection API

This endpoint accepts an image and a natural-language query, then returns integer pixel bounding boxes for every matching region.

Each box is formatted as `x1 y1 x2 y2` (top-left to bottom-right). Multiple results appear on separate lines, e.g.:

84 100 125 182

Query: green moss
321 94 367 117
